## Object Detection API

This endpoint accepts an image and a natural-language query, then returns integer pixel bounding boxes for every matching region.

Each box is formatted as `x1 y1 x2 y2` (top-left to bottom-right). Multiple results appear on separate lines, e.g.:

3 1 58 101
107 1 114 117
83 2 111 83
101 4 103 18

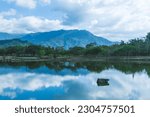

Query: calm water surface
0 61 150 100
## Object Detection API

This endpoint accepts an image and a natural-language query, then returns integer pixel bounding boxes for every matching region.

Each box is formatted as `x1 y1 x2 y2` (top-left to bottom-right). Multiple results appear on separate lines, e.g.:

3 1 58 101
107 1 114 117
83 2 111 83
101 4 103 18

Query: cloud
2 0 150 41
7 0 37 9
14 16 63 33
46 0 150 41
6 0 51 9
48 0 90 25
0 12 74 33
41 0 51 4
0 9 16 17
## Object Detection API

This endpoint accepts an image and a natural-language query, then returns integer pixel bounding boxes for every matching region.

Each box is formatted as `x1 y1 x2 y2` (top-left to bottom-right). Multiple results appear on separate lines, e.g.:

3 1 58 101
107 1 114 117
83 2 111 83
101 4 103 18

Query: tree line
0 32 150 57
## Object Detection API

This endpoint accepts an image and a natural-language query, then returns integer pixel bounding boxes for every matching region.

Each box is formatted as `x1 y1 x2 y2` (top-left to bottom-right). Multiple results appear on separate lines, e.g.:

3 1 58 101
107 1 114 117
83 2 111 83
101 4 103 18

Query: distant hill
0 39 30 48
0 32 24 40
0 30 116 49
21 30 115 49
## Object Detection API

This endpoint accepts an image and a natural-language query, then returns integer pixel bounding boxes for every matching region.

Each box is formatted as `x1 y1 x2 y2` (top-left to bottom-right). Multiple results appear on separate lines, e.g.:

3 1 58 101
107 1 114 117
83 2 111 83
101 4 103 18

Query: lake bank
1 56 150 63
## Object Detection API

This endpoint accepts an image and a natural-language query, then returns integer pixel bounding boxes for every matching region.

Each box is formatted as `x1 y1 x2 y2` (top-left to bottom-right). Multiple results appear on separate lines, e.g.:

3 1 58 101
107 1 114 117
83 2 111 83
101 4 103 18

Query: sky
0 0 150 41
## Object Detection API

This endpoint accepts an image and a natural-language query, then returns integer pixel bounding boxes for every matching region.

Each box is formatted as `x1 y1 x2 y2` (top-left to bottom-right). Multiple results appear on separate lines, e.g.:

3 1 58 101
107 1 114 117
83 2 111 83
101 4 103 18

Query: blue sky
0 0 150 41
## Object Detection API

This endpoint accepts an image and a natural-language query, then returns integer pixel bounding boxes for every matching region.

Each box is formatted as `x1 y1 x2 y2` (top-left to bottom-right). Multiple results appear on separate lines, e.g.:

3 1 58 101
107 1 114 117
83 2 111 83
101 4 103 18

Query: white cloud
41 0 51 4
8 0 37 9
15 16 63 33
47 0 150 41
0 9 16 17
7 0 52 9
0 13 74 33
2 0 150 41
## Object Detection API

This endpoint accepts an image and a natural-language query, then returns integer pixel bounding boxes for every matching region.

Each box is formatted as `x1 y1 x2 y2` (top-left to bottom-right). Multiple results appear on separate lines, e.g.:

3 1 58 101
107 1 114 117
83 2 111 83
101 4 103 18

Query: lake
0 61 150 100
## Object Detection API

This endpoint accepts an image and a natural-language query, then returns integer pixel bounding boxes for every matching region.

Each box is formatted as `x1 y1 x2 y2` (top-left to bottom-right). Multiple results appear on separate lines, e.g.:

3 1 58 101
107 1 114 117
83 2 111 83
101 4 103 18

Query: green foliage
86 42 97 48
68 47 85 55
0 32 150 57
85 46 102 55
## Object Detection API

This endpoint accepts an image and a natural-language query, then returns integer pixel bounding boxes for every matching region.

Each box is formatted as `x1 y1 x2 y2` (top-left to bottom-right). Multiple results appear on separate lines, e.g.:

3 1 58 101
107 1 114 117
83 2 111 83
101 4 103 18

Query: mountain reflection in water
0 61 150 100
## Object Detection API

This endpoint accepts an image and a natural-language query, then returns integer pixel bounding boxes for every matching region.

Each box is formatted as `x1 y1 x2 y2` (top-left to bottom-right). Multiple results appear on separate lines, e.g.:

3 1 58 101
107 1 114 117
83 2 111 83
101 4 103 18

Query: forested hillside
0 33 150 57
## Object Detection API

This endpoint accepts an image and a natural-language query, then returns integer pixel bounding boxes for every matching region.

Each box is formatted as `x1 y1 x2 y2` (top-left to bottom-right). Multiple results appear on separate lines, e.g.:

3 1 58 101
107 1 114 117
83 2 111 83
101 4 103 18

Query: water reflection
0 61 150 100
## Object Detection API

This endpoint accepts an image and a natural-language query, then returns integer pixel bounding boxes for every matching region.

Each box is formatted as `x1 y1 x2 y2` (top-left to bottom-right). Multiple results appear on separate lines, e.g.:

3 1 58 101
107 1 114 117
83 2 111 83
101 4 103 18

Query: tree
86 42 97 48
145 33 150 55
38 49 46 56
85 46 102 55
68 46 85 55
120 40 125 45
146 32 150 41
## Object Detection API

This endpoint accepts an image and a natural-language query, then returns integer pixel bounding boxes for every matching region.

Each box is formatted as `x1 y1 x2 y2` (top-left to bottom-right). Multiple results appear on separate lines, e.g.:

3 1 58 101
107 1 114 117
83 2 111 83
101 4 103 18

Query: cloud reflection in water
0 68 150 100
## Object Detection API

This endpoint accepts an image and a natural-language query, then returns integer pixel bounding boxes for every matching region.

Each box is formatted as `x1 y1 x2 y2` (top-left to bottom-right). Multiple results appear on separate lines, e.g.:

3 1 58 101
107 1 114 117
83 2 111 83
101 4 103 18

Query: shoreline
0 56 150 62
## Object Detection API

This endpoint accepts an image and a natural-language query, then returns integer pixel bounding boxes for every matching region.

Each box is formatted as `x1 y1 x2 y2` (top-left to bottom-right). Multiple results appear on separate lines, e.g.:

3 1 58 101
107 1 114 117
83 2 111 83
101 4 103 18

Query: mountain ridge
0 39 30 48
21 29 115 49
0 29 116 49
0 32 24 40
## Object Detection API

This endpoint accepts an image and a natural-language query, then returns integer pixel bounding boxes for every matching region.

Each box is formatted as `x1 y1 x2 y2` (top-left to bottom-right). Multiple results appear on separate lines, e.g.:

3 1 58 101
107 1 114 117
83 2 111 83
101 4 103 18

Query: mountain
0 30 116 49
0 39 30 48
21 30 115 49
0 32 24 40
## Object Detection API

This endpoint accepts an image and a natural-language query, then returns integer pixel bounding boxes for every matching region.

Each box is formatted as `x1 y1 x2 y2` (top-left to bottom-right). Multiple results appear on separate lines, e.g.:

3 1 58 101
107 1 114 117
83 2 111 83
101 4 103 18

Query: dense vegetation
0 33 150 57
